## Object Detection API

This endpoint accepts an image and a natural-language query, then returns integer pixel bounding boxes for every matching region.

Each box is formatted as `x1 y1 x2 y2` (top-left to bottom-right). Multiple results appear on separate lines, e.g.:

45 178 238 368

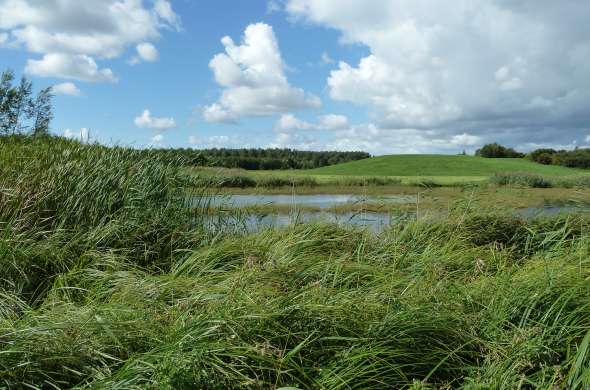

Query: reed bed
1 136 589 389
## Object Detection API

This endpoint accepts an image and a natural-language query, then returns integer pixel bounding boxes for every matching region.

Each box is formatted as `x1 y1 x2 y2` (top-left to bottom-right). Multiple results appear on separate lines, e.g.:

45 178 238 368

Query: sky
1 0 589 155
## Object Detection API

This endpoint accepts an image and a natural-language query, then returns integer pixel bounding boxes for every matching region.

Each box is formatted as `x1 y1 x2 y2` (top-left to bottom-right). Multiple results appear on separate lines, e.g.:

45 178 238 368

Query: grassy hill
309 155 584 177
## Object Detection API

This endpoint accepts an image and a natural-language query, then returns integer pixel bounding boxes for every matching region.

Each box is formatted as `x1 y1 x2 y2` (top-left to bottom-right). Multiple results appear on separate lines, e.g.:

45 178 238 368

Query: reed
1 136 589 389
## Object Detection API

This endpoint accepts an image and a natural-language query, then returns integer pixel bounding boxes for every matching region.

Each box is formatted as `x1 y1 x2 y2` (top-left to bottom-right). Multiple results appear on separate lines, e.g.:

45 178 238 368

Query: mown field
190 154 589 189
1 136 590 389
309 154 585 177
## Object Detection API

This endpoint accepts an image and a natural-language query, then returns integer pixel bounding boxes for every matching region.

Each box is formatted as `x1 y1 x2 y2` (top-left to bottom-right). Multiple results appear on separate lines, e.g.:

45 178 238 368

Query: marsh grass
492 172 590 189
1 136 589 389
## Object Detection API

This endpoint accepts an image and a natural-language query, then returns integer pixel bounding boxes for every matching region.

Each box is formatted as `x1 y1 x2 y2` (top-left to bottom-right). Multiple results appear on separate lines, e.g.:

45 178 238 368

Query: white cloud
154 0 181 30
26 53 116 82
286 0 590 145
327 126 485 155
64 127 89 142
51 82 81 96
318 114 348 130
150 133 164 147
202 103 238 124
449 133 482 146
0 0 179 81
203 23 321 122
274 113 313 132
273 113 349 132
320 51 334 65
269 132 321 151
267 0 282 13
135 42 159 62
0 32 7 45
134 109 176 130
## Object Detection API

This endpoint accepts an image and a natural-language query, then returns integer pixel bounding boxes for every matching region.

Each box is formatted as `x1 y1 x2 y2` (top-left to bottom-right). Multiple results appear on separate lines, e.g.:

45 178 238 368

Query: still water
197 194 590 233
208 194 417 209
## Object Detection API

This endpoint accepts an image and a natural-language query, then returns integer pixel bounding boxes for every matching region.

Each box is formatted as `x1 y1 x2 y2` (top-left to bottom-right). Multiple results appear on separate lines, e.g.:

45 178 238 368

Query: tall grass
1 136 589 389
492 172 590 188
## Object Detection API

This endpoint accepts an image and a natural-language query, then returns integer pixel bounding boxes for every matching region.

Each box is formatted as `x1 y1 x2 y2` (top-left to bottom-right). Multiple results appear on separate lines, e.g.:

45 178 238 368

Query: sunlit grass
1 135 589 389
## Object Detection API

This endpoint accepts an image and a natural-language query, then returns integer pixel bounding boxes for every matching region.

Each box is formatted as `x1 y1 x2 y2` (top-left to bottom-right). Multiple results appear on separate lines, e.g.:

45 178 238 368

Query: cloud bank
0 0 179 81
286 0 590 151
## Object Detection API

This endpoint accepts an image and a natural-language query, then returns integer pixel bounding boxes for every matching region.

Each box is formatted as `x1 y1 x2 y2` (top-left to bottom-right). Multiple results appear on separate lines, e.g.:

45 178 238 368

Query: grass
1 135 590 389
309 155 586 177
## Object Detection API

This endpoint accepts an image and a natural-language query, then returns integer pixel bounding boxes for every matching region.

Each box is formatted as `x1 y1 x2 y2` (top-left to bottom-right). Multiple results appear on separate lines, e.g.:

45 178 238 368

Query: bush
527 148 557 165
475 143 524 158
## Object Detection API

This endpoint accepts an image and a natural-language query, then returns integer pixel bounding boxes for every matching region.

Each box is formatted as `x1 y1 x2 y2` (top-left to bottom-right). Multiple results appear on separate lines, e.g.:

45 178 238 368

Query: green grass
2 136 590 389
308 154 585 177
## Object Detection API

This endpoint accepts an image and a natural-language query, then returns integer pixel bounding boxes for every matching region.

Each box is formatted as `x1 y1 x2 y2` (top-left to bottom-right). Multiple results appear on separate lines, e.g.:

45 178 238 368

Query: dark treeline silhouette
475 143 524 158
476 141 590 170
528 148 590 169
140 147 371 170
0 69 53 136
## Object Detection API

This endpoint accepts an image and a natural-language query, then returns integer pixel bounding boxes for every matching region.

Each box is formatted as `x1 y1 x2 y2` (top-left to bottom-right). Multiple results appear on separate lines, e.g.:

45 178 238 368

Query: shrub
475 143 524 158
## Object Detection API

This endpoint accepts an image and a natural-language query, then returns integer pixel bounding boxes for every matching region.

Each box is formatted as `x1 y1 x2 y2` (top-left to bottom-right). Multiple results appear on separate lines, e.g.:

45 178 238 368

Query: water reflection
194 194 590 233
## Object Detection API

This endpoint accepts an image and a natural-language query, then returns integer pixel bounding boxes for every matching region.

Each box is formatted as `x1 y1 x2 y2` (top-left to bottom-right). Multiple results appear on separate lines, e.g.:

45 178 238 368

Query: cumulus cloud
134 109 176 130
0 0 179 80
274 114 313 132
286 0 590 148
203 23 321 123
318 114 349 130
51 82 81 96
273 113 349 133
129 42 159 64
150 133 165 147
26 53 116 82
202 103 238 124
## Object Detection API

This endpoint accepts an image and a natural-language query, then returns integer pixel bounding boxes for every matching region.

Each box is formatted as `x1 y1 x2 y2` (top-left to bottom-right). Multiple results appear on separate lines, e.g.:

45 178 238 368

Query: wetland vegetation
1 135 590 389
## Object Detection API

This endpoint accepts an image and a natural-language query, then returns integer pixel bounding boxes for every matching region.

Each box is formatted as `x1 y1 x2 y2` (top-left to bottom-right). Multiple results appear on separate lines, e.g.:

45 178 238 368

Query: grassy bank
190 165 590 191
2 136 590 389
309 154 585 177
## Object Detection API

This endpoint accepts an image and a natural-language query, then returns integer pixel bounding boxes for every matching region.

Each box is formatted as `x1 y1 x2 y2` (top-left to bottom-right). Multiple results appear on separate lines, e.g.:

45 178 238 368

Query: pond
195 194 590 233
207 194 417 209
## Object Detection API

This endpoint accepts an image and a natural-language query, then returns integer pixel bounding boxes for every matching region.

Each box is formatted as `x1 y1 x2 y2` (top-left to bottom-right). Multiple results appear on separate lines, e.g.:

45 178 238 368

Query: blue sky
1 0 589 154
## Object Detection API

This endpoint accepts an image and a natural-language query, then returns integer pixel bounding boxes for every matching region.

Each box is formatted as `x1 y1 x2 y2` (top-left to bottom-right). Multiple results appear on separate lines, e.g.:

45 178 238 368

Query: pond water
207 194 417 209
195 194 590 233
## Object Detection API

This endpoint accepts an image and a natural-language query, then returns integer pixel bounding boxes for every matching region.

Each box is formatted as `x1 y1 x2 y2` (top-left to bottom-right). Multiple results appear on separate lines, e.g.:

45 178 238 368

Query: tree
32 87 54 136
0 69 16 134
7 76 34 134
0 69 53 136
475 143 524 158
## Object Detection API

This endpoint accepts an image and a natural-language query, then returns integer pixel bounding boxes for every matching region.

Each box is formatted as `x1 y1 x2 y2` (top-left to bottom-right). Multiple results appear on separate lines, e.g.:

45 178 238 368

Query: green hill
309 155 584 177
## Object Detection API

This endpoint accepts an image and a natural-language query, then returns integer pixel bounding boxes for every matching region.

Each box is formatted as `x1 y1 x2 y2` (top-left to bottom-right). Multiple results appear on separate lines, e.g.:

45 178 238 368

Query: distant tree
0 69 53 136
32 87 53 136
0 69 17 134
527 148 556 165
8 76 34 134
475 143 524 158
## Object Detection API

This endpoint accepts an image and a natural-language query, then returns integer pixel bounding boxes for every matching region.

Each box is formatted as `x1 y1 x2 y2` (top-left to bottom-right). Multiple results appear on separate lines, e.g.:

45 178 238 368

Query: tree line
528 148 590 169
0 69 53 136
139 147 371 170
476 142 590 169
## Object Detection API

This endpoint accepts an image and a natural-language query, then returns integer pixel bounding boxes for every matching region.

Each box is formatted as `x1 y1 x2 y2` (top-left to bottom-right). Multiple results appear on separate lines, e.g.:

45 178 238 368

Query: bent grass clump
1 136 589 389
